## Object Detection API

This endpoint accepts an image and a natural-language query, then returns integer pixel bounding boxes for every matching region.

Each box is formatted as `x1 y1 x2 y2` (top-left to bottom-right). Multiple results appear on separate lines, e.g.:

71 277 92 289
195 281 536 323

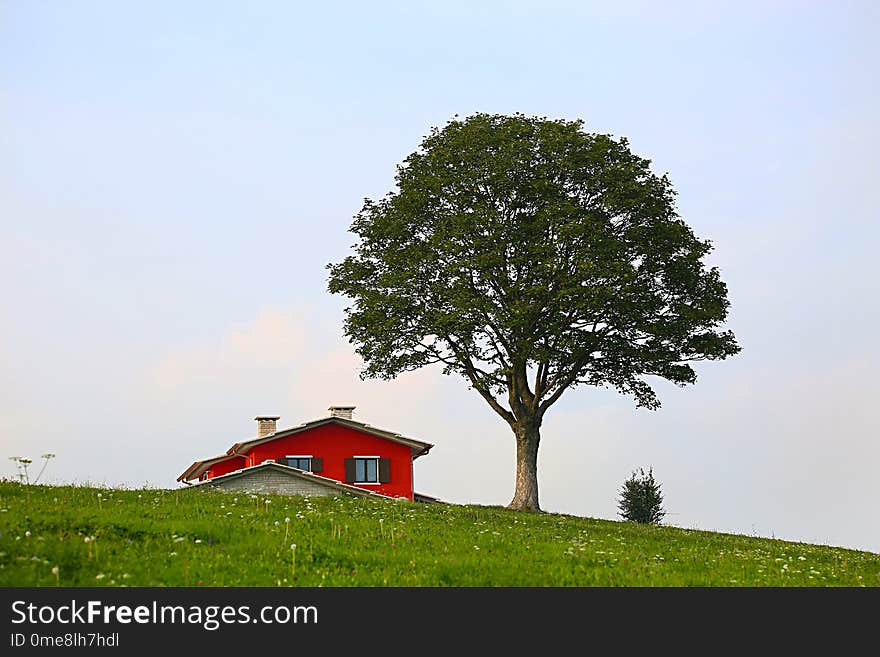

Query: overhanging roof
177 453 246 483
178 414 433 483
228 416 433 460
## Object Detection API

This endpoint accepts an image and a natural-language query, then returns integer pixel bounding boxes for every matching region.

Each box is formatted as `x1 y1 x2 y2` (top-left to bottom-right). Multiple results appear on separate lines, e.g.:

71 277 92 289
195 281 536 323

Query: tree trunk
507 421 541 511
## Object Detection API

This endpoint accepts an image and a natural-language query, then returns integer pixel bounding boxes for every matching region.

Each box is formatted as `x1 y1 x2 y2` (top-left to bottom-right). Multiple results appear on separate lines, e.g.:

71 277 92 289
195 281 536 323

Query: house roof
177 414 433 482
177 453 246 484
228 415 433 459
413 491 444 503
185 461 396 500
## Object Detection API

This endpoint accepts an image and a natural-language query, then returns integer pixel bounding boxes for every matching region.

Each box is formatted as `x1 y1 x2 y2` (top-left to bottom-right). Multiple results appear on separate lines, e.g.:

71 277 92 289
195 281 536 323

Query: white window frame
284 455 313 471
352 455 381 485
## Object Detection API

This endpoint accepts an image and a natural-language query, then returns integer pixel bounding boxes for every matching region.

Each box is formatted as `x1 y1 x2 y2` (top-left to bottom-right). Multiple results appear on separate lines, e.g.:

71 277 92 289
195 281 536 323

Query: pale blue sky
2 1 878 551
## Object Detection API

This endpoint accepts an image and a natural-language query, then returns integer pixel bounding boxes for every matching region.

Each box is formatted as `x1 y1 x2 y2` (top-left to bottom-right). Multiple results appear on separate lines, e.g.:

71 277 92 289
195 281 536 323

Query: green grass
1 481 877 586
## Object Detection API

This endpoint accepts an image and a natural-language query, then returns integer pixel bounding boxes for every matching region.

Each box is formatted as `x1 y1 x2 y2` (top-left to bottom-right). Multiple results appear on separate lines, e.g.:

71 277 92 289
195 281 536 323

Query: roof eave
178 453 247 483
229 416 433 457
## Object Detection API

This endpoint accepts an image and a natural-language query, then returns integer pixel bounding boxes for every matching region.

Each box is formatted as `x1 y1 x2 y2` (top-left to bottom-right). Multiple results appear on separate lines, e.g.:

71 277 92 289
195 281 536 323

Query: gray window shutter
344 458 356 483
378 458 391 483
279 457 289 466
311 457 323 473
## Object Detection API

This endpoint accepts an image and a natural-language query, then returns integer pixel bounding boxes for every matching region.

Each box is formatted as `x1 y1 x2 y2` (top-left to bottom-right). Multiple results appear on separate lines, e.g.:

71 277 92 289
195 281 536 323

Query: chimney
255 416 280 438
328 405 355 420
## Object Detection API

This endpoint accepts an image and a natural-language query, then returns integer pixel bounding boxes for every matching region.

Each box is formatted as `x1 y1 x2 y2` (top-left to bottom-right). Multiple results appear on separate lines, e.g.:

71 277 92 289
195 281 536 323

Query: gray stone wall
206 469 341 497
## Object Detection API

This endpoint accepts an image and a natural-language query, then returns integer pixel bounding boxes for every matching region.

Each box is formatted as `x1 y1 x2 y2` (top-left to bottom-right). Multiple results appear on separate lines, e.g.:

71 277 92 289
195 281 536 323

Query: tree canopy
328 113 740 509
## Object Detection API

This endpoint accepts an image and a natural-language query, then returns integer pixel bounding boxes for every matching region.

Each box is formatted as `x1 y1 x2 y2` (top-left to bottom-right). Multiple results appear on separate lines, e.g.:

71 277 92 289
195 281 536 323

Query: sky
1 1 878 552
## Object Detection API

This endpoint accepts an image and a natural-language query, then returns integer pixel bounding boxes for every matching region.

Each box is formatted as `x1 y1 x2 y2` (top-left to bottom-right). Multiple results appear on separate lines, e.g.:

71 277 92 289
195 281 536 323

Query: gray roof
228 415 433 459
178 414 433 482
177 453 246 483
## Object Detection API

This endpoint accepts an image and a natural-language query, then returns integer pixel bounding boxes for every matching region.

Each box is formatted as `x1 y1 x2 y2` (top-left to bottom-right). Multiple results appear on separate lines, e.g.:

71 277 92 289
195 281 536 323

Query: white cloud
147 307 307 395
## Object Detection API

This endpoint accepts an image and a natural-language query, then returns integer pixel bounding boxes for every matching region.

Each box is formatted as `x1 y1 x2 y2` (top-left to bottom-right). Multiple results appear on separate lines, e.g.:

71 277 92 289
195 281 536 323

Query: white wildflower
95 573 105 580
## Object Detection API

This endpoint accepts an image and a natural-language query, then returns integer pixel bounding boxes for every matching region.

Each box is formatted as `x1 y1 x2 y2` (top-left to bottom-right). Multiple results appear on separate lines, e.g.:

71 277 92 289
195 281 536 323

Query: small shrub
618 467 665 525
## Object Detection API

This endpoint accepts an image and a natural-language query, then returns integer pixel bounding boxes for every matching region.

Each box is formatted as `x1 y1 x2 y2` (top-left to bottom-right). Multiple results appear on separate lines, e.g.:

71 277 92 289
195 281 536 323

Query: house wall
246 423 415 499
206 455 247 479
205 468 348 497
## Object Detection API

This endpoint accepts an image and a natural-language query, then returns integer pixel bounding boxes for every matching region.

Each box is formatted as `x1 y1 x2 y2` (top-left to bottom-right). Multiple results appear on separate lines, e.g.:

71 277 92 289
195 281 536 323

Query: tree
327 113 740 511
618 467 665 524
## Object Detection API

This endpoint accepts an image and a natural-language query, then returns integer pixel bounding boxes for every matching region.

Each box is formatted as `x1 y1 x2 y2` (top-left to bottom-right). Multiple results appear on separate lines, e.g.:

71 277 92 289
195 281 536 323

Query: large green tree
328 113 740 511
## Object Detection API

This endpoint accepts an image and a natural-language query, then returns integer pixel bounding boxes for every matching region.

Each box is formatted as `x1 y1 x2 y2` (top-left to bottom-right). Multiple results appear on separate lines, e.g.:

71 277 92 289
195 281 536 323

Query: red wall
244 423 415 499
206 455 247 480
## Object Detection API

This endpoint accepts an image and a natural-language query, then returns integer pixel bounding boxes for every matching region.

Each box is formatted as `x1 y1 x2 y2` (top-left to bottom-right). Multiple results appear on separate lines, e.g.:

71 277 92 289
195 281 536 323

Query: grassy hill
1 481 877 586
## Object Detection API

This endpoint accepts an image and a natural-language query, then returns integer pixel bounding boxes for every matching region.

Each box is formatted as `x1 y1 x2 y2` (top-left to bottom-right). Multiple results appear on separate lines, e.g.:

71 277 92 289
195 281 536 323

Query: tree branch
539 355 593 413
443 333 516 426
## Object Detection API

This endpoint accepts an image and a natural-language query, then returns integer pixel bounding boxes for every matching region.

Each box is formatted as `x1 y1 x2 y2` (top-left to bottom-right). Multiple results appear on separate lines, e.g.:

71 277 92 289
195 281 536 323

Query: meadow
1 481 877 587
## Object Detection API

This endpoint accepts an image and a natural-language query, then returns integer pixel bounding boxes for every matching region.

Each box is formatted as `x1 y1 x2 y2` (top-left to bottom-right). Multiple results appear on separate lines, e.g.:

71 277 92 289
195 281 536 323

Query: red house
177 406 435 501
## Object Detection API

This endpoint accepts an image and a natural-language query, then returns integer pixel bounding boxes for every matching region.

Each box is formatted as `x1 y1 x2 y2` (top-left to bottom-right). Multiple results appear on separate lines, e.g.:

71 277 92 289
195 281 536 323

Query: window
355 457 379 483
285 456 312 471
345 457 389 484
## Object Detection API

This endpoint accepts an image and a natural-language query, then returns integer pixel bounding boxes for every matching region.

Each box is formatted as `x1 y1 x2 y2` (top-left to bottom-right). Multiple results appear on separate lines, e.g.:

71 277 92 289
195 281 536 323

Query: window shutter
279 457 289 466
344 458 356 483
378 458 391 483
311 457 323 473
